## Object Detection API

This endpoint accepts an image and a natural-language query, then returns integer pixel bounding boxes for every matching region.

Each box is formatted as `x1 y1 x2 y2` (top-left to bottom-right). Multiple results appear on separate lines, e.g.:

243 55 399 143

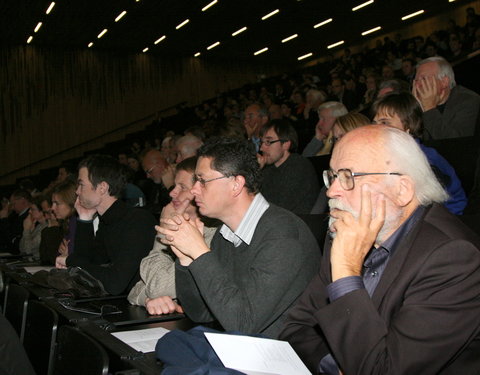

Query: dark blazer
279 204 480 374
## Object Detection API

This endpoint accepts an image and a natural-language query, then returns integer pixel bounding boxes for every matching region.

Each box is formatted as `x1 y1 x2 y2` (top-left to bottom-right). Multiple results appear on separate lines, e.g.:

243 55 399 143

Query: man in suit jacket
412 56 480 140
280 125 480 374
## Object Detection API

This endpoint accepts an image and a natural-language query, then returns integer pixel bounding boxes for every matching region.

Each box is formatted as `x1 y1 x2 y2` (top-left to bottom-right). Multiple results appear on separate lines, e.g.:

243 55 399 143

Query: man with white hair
280 125 480 374
302 101 348 157
412 56 480 139
175 134 203 163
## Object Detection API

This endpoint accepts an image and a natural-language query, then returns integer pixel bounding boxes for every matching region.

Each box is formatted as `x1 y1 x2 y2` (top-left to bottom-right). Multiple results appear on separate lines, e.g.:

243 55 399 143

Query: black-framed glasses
323 169 402 191
259 139 286 146
194 175 230 188
144 164 157 175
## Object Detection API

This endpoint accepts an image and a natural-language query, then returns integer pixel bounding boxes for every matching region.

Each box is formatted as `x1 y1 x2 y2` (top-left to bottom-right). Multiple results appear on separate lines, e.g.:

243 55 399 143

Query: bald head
142 149 168 184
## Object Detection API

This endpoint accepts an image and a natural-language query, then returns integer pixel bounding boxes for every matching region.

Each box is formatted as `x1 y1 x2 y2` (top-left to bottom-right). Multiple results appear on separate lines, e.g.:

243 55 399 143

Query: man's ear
394 175 415 207
232 175 246 197
282 140 291 152
97 181 110 196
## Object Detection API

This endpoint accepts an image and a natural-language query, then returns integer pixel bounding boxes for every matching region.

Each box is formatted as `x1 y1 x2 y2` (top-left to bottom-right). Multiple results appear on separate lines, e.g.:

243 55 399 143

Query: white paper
112 327 170 353
205 332 311 375
24 266 56 274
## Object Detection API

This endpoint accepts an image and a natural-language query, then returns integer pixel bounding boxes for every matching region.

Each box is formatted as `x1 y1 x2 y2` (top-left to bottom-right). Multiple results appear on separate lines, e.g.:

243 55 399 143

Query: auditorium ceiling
0 0 471 63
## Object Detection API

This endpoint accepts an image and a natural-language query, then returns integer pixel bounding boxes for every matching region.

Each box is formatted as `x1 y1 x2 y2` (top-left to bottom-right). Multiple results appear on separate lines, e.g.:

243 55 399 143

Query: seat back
53 325 109 375
4 283 29 342
24 300 59 375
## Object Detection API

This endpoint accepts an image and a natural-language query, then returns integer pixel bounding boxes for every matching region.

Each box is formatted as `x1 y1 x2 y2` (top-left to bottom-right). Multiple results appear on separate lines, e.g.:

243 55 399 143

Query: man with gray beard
280 125 480 374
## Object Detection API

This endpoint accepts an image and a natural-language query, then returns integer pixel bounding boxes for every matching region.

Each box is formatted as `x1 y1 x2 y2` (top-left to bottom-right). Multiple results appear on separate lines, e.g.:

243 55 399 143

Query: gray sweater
175 204 320 338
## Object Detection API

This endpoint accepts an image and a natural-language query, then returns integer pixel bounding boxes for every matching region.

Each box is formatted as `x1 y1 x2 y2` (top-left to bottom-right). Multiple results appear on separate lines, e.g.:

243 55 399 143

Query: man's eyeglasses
323 169 402 191
193 175 230 188
259 139 286 147
144 164 157 175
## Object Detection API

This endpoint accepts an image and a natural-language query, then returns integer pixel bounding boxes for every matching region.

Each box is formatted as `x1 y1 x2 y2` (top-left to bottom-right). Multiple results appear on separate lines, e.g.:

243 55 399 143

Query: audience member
0 189 32 253
243 103 269 151
280 125 480 374
259 120 320 214
302 102 348 157
128 157 217 315
175 134 203 163
158 138 319 337
412 56 480 139
19 195 48 259
55 155 157 295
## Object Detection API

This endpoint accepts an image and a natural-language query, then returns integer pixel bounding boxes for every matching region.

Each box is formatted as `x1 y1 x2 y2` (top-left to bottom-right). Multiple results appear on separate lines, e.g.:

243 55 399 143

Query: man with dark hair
55 154 156 295
0 189 32 253
158 138 319 338
259 120 319 214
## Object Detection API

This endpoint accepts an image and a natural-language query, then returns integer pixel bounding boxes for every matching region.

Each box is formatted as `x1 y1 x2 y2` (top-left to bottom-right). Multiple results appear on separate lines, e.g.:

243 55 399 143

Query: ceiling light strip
202 0 217 12
88 42 94 48
254 47 268 55
176 19 189 29
97 29 108 38
34 22 43 33
207 41 220 50
352 0 374 11
27 36 33 44
282 34 298 43
298 53 313 61
262 9 279 20
361 26 381 36
327 40 344 49
46 2 55 15
154 35 166 44
401 10 424 20
143 47 149 53
194 52 201 57
314 18 332 28
232 27 247 36
115 11 127 22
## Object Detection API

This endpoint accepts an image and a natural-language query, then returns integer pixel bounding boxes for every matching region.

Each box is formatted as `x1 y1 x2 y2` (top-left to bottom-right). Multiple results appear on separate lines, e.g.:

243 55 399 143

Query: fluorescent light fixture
46 2 55 14
232 26 247 36
314 18 332 28
327 40 344 49
254 47 268 55
176 19 189 29
361 26 381 36
262 9 279 20
115 11 127 22
207 41 220 50
401 10 424 20
194 52 201 57
448 0 456 2
34 22 43 33
298 53 313 61
88 42 94 48
97 29 108 38
282 34 298 43
143 47 149 53
202 0 217 11
352 0 373 11
27 36 33 44
154 35 166 44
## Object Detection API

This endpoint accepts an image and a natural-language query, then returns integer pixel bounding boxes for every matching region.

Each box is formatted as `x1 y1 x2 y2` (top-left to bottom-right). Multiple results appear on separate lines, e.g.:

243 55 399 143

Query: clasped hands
329 185 386 282
156 203 209 267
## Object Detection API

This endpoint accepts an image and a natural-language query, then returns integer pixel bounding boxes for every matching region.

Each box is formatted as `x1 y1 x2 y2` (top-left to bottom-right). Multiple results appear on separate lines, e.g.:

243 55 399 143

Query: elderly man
142 149 173 216
158 138 319 338
56 155 156 295
302 101 348 157
259 120 319 214
175 134 203 163
243 103 269 151
280 125 480 374
412 56 480 139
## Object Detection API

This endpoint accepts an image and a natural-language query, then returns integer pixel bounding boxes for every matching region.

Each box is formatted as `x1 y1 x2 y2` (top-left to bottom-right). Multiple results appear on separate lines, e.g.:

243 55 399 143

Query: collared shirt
219 193 269 247
320 205 425 375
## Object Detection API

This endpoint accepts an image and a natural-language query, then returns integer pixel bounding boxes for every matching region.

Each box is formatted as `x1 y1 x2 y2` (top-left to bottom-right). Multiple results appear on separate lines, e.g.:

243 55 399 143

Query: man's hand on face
412 75 443 112
74 197 97 221
329 184 386 281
